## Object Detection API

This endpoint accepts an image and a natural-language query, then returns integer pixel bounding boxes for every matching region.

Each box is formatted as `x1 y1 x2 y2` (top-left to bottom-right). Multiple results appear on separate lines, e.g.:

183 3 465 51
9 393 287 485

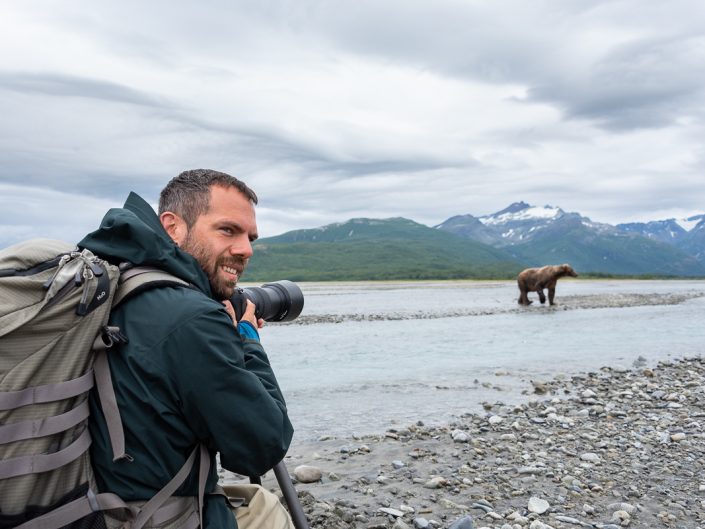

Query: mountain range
436 202 705 277
245 202 705 282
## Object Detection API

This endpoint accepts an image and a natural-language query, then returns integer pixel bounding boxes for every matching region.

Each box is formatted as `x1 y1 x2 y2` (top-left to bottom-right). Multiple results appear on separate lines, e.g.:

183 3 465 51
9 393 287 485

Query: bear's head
561 264 578 277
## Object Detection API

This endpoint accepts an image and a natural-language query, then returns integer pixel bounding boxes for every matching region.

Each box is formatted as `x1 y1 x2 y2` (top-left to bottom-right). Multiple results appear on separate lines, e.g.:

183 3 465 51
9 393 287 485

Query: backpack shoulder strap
113 266 191 308
93 266 190 462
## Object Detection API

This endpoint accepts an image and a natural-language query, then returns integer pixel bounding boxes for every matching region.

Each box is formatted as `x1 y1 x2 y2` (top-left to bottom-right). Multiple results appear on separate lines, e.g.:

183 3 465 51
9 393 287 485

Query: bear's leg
518 282 532 305
518 290 531 305
548 287 556 305
538 290 546 304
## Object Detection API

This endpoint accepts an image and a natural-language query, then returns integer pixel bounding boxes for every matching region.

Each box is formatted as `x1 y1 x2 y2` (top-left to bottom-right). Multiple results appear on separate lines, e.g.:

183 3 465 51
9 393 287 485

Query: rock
527 496 550 514
607 503 636 515
379 507 404 517
423 476 446 489
553 515 584 525
293 465 322 483
448 515 475 529
611 510 631 525
452 430 470 443
580 452 600 463
529 520 556 529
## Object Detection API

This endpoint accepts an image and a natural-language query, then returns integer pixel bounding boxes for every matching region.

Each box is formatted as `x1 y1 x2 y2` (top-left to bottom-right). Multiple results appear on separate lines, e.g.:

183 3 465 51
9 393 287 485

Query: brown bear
517 264 578 306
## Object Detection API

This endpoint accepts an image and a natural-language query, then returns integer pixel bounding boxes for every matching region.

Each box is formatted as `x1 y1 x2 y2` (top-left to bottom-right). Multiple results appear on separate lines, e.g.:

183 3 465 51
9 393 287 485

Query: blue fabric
237 321 260 341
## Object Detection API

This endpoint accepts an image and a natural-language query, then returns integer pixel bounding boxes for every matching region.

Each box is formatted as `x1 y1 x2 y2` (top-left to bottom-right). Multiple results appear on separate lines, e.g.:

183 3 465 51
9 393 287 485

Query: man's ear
160 211 188 246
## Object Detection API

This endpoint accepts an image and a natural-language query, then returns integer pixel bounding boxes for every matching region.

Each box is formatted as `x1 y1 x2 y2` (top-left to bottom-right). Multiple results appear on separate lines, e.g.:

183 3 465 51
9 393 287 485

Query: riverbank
257 356 705 528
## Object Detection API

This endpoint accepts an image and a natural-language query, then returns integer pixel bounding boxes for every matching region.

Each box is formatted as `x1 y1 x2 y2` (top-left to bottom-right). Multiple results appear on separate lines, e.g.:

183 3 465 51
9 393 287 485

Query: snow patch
676 218 700 232
482 205 560 225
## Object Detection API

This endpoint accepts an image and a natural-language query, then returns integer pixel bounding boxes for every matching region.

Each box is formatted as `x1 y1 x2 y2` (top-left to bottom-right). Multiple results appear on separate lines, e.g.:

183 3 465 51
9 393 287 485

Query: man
79 169 294 528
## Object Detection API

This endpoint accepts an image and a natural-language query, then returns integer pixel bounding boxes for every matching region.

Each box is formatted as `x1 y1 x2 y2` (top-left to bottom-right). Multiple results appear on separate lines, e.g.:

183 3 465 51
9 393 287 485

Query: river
253 279 705 446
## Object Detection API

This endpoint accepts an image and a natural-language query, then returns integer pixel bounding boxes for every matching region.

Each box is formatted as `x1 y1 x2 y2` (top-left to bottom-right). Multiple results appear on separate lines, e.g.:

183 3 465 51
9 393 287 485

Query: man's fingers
222 300 237 326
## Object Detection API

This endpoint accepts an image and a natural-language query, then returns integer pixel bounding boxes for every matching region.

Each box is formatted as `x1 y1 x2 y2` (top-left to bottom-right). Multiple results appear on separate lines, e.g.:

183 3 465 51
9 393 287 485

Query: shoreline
278 290 705 326
252 355 705 528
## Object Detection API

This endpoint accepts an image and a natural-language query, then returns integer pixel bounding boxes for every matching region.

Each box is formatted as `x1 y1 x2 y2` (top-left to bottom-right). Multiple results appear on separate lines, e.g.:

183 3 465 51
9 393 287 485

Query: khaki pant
223 484 295 529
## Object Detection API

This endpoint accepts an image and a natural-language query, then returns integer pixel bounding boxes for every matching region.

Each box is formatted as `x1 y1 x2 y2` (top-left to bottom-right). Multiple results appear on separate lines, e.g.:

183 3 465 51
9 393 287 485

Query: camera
230 280 304 322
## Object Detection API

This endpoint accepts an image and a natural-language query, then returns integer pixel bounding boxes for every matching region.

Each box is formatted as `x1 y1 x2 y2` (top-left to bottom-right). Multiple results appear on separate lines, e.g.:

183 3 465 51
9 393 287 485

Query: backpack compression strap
14 444 209 529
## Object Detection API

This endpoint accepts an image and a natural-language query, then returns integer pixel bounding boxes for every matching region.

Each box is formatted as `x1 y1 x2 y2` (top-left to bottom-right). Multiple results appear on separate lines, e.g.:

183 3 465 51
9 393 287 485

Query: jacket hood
79 192 212 295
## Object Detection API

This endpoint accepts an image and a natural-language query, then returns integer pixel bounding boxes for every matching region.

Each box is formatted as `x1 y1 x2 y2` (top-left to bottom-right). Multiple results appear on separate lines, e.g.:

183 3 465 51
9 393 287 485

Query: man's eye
221 227 234 235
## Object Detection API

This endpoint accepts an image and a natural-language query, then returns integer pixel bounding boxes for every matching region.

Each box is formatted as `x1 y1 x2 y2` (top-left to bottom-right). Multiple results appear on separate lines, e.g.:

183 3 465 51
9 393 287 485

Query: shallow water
255 279 705 445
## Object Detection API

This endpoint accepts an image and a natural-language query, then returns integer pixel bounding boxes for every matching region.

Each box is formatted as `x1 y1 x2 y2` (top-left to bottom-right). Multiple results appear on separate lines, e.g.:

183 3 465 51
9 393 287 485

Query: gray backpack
0 239 210 529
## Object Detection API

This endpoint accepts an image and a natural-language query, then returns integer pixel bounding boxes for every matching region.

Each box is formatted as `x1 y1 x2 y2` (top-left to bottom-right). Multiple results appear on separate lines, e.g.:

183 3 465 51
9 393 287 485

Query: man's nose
231 237 253 259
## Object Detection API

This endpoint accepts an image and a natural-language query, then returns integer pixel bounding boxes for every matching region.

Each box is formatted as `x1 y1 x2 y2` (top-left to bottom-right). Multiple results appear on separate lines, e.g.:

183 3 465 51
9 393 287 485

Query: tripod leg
249 461 310 529
273 461 310 529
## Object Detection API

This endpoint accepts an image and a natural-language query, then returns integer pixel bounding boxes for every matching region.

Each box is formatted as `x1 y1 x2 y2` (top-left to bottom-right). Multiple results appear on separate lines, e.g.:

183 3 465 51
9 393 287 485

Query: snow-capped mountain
435 201 616 247
436 202 705 276
617 215 705 262
617 215 705 243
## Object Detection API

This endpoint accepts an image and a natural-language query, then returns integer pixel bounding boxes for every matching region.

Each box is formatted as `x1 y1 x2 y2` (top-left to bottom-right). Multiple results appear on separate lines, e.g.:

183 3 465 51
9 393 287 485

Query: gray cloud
527 34 705 130
1 0 704 246
0 72 170 108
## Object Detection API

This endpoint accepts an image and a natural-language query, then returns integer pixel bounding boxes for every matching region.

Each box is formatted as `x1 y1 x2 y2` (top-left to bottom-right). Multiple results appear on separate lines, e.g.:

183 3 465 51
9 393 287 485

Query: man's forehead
201 186 257 233
206 186 255 212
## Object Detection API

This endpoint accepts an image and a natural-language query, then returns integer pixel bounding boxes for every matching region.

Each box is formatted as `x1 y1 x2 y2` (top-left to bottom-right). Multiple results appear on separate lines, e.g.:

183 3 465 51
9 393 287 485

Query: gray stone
448 515 475 529
379 507 404 517
527 496 550 514
293 465 322 483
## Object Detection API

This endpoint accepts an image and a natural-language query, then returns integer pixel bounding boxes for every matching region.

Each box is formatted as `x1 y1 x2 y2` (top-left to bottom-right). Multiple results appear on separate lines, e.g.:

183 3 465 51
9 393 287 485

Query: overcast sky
1 0 704 248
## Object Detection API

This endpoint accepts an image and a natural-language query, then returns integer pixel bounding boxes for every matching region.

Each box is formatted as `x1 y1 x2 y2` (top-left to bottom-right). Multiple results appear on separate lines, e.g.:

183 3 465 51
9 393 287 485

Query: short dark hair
158 169 258 228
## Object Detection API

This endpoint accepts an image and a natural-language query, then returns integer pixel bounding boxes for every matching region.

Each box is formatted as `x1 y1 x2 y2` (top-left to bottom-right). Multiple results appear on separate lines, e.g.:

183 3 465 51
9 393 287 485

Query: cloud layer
1 0 704 247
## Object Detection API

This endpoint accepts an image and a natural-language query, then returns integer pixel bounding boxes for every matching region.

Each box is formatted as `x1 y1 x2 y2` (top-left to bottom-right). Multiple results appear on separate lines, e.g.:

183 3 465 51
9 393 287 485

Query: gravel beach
254 355 705 529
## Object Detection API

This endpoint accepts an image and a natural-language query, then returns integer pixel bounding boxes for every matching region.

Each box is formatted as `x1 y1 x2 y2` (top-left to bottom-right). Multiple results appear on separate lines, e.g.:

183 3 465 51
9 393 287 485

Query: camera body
230 280 304 322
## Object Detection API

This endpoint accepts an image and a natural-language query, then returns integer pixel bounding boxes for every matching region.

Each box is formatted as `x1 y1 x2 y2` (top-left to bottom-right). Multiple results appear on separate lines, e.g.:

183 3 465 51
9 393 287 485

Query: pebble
293 465 322 483
447 515 475 529
378 508 404 518
527 497 550 514
452 430 470 443
423 476 446 489
529 521 555 529
579 452 600 463
606 502 636 515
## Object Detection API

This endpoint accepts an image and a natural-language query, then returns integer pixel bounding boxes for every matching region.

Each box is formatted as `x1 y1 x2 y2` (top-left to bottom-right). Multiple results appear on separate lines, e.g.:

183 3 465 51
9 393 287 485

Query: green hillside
244 218 524 282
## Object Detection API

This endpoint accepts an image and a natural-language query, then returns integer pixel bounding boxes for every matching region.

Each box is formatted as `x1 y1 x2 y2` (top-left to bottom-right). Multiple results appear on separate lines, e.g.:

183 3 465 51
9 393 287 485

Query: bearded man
80 169 294 529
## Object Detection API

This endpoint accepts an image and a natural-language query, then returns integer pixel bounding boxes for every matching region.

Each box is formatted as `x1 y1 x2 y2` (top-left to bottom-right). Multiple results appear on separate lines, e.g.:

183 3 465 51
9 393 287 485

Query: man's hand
222 299 265 330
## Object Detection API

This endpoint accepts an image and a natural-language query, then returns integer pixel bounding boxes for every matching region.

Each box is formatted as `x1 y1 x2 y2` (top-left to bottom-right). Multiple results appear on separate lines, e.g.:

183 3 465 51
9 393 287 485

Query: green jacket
79 192 294 529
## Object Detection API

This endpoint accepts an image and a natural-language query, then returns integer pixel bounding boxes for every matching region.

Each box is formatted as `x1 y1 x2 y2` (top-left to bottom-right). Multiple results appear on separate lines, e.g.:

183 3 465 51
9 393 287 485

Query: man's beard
181 233 246 300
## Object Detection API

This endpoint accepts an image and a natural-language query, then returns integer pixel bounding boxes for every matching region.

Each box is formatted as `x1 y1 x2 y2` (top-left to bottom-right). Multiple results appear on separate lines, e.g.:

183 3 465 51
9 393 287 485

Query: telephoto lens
230 280 304 322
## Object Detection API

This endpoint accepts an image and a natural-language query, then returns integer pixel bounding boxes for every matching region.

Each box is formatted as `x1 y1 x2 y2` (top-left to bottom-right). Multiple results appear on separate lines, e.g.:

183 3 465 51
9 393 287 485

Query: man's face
180 185 258 300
